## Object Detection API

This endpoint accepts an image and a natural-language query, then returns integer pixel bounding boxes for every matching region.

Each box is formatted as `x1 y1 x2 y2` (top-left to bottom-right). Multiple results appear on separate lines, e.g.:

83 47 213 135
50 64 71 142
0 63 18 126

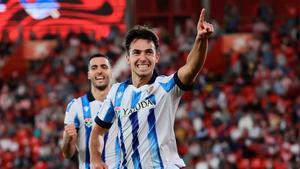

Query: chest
114 84 166 117
78 101 102 127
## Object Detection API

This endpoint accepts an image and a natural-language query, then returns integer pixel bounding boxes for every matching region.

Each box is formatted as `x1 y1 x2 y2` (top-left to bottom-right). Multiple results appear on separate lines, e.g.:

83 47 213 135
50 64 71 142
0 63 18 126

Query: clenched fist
64 124 77 142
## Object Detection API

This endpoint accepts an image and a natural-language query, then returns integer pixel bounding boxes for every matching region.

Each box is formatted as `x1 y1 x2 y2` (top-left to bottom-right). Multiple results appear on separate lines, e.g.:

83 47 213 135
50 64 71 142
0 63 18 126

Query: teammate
90 8 214 169
62 53 119 169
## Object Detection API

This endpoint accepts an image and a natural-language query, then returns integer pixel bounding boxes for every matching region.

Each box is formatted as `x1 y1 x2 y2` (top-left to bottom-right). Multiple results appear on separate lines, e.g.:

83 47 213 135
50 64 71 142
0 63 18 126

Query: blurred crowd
0 2 299 169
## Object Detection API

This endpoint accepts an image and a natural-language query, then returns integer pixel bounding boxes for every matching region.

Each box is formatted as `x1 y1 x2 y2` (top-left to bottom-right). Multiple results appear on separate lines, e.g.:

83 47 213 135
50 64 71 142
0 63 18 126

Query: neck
131 74 152 88
91 86 110 101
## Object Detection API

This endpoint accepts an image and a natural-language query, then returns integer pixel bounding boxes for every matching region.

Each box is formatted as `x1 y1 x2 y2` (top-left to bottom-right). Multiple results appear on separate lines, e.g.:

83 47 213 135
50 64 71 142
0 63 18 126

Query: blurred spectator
223 1 240 33
0 30 13 57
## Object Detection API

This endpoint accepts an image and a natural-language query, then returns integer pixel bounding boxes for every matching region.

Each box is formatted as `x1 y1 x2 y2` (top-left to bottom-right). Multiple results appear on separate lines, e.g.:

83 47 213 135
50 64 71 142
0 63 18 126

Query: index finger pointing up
199 8 206 23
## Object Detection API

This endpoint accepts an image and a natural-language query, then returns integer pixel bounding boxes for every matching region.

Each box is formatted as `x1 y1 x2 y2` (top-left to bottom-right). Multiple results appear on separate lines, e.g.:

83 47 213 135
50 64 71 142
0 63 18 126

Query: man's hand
91 160 108 169
64 124 77 142
62 123 78 158
197 8 214 39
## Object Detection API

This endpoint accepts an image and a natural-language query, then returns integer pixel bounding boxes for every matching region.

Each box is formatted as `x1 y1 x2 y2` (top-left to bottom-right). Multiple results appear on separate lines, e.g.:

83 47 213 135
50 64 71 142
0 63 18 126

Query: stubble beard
93 81 108 91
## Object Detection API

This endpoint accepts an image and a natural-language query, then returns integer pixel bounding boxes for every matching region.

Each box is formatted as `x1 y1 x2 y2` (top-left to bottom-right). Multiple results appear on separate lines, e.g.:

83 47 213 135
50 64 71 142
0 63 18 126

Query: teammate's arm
178 8 214 85
62 124 78 158
90 125 109 169
90 84 117 169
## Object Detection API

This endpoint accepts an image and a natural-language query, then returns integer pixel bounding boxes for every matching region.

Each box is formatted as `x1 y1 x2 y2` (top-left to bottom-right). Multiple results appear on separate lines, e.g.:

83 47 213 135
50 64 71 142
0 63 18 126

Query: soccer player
62 53 119 169
90 8 214 169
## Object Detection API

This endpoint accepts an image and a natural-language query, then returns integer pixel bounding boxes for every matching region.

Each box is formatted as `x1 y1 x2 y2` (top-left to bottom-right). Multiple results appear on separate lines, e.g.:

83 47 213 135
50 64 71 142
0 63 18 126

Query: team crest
116 92 122 98
84 118 93 127
115 107 122 114
83 106 89 112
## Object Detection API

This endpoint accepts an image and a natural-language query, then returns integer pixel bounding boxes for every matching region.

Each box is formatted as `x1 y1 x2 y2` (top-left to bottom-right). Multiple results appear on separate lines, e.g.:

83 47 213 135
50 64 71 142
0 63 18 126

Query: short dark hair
88 53 109 62
125 25 159 55
88 53 111 69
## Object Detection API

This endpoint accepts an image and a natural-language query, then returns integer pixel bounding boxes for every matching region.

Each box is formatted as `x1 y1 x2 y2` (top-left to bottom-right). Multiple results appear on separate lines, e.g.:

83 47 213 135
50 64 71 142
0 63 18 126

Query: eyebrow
90 64 109 68
132 48 154 52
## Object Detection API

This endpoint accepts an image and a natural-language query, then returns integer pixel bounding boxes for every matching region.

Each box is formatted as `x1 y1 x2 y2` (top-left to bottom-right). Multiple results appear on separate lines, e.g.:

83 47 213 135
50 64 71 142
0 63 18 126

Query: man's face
126 39 159 78
88 57 112 90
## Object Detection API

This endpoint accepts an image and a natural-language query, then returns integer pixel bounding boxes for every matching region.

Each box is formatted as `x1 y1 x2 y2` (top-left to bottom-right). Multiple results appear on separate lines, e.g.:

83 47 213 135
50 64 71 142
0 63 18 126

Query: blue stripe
103 101 116 123
81 95 92 169
74 113 80 128
101 132 109 162
129 90 142 169
68 99 78 127
102 134 121 169
131 91 141 108
147 95 164 168
115 137 121 169
118 117 128 169
114 82 129 168
129 112 142 169
159 77 175 92
146 95 156 105
115 82 128 106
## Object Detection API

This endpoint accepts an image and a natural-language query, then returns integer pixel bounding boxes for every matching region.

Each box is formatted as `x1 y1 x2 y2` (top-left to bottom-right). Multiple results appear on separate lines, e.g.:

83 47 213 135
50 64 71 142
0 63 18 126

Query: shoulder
157 72 193 91
66 96 82 111
110 83 122 93
155 73 175 83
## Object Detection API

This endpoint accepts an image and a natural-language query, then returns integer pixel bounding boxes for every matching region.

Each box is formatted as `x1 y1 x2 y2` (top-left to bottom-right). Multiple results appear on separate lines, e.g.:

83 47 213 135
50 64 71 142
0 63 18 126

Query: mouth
137 64 150 70
95 76 105 81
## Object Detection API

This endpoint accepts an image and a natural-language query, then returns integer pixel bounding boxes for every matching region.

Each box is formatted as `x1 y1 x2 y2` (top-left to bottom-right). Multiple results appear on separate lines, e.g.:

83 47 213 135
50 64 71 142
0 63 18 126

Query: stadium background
0 0 299 168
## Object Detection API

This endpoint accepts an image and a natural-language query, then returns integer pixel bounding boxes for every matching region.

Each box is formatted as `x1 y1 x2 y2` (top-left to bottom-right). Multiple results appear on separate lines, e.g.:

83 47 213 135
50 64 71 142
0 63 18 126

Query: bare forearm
62 132 77 158
178 37 208 85
186 38 208 77
90 125 107 163
90 131 101 161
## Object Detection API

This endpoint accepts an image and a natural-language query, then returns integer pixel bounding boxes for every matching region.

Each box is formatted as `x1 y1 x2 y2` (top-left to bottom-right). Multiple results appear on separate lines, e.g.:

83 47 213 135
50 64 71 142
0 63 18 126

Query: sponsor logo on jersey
114 99 155 116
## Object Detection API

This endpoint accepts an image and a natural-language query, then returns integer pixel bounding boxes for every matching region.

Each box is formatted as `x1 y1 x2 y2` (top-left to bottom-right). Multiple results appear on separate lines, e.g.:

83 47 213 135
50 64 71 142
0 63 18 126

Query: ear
155 52 160 64
126 55 130 64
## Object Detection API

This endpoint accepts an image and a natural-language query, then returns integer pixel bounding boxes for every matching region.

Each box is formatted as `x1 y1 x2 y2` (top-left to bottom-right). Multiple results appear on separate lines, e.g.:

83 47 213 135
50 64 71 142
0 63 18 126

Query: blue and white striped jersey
95 72 191 169
64 92 119 169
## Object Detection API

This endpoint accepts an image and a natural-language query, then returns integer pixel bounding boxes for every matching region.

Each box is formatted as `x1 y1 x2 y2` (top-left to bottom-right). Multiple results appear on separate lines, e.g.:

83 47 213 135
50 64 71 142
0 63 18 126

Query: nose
96 67 104 74
138 52 148 60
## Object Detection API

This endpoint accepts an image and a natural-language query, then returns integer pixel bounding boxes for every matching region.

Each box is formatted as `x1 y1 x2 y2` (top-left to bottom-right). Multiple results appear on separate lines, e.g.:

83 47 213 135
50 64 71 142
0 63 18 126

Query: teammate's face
126 39 159 79
88 57 112 90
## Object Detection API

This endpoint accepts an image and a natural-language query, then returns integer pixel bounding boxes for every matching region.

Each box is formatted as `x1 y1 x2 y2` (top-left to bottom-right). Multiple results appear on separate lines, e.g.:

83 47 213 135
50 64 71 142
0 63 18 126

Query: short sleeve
64 98 80 128
158 72 193 98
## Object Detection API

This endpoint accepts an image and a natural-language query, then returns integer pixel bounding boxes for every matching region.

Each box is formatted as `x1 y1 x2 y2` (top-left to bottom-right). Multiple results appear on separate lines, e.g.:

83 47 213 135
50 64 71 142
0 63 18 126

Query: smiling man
90 9 214 169
62 53 119 169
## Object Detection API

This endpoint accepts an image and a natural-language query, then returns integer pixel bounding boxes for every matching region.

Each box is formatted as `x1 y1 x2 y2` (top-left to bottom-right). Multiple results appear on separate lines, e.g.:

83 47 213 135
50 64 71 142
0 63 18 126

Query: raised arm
178 8 214 85
89 124 109 169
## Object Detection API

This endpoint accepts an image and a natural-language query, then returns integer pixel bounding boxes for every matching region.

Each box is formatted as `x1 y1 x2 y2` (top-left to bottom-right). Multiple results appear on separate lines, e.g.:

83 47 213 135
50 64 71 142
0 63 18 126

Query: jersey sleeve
173 71 193 92
159 72 193 98
64 98 80 129
95 84 119 129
